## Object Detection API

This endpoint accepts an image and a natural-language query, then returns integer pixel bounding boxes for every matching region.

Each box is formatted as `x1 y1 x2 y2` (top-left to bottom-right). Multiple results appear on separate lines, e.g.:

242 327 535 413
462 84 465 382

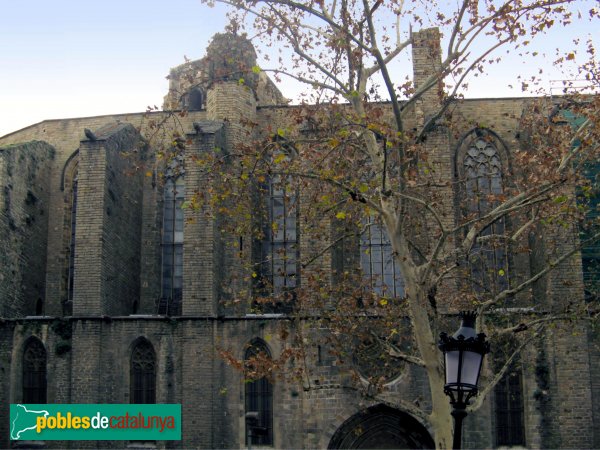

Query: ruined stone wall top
163 32 286 111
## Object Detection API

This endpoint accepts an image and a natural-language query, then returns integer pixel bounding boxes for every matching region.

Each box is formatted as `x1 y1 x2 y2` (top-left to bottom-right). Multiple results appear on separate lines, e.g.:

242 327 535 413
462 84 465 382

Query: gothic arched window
23 338 47 404
130 339 156 404
494 365 525 446
492 340 525 448
68 176 78 306
161 157 184 315
579 160 600 299
360 217 404 298
186 87 205 111
459 129 510 296
256 147 298 312
61 150 79 315
264 173 298 292
244 340 273 446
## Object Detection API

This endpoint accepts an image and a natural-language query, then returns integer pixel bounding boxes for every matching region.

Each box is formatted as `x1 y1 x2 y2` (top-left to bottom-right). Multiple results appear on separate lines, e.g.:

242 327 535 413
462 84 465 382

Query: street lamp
438 311 490 450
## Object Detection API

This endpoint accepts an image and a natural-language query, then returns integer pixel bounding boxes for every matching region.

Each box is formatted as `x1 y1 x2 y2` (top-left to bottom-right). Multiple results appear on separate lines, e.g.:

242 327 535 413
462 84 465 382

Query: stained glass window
245 341 273 446
67 176 78 307
161 169 184 315
23 338 47 404
131 340 156 404
495 366 525 446
463 131 509 296
257 167 298 313
360 218 404 298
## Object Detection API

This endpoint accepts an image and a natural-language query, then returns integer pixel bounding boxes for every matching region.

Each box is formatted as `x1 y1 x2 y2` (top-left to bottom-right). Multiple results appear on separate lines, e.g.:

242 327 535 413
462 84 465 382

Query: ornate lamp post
438 311 490 450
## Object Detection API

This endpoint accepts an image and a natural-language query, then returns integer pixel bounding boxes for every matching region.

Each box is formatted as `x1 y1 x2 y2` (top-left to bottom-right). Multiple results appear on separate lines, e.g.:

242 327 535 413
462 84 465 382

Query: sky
0 0 229 136
0 0 598 137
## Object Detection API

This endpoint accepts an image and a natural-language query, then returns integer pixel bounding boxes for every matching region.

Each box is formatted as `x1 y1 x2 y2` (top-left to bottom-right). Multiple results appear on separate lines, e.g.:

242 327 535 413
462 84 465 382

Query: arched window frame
160 156 185 315
554 106 600 299
244 339 273 447
549 106 600 301
130 338 156 404
360 216 405 299
492 343 526 447
456 128 511 297
330 134 403 300
185 87 205 111
23 337 47 404
264 170 298 292
579 162 600 298
61 150 79 316
255 139 299 312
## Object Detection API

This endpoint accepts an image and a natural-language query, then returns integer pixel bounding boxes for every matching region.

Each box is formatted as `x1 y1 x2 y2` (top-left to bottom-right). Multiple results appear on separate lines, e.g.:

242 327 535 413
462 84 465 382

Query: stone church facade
0 30 599 449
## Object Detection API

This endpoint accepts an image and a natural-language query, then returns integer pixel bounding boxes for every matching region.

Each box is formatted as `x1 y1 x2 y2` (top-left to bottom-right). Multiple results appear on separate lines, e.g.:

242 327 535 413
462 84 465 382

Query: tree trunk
430 379 454 449
404 279 453 450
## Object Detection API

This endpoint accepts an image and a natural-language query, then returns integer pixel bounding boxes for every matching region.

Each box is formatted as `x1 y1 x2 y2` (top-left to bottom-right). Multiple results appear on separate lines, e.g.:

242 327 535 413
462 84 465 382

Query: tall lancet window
256 146 298 313
461 129 510 296
494 364 525 446
245 340 273 446
580 162 600 299
61 150 79 316
23 338 47 404
68 176 78 307
360 217 404 298
263 172 298 293
161 156 184 315
493 337 525 447
130 339 156 404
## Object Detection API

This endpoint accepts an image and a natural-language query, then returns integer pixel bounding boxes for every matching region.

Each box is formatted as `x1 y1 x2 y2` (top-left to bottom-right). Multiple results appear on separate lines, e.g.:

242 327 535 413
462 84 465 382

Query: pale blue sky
0 0 229 136
0 0 597 137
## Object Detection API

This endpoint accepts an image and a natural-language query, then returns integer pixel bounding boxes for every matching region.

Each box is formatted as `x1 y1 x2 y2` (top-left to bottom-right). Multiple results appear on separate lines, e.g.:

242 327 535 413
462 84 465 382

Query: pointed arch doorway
328 404 434 449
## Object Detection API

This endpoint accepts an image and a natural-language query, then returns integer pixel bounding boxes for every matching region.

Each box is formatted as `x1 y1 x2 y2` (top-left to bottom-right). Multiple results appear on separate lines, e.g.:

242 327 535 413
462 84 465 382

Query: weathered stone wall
163 33 286 111
0 320 15 443
0 319 73 448
0 108 596 450
206 80 259 316
0 111 208 318
215 318 439 449
0 141 54 317
207 81 257 146
591 327 600 449
139 157 162 314
100 125 145 315
412 27 443 120
0 28 598 450
181 122 225 317
73 123 144 316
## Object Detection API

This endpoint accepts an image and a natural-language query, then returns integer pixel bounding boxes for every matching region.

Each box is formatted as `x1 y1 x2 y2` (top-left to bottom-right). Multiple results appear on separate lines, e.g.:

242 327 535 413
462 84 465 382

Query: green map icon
10 404 49 440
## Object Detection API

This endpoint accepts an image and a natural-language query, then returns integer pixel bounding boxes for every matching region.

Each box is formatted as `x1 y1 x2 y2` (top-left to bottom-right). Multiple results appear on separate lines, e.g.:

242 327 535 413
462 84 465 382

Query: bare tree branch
370 331 426 367
469 326 539 413
478 230 600 313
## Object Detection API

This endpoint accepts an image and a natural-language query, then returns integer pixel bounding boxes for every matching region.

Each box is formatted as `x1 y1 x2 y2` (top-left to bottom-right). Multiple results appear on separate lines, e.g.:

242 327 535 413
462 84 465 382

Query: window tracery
160 156 185 315
130 339 156 404
459 130 510 296
360 218 404 298
23 338 47 404
244 340 273 446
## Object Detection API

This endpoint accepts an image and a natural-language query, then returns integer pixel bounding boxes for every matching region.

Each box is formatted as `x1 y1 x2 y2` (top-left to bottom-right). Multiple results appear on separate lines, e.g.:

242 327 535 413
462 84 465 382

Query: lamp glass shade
445 350 460 385
460 350 483 388
444 349 483 391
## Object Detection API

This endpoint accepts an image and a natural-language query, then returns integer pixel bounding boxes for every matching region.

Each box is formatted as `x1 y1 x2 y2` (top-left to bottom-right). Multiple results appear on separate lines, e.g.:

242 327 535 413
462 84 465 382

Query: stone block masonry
0 141 54 317
182 121 225 317
73 123 144 316
0 28 598 450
